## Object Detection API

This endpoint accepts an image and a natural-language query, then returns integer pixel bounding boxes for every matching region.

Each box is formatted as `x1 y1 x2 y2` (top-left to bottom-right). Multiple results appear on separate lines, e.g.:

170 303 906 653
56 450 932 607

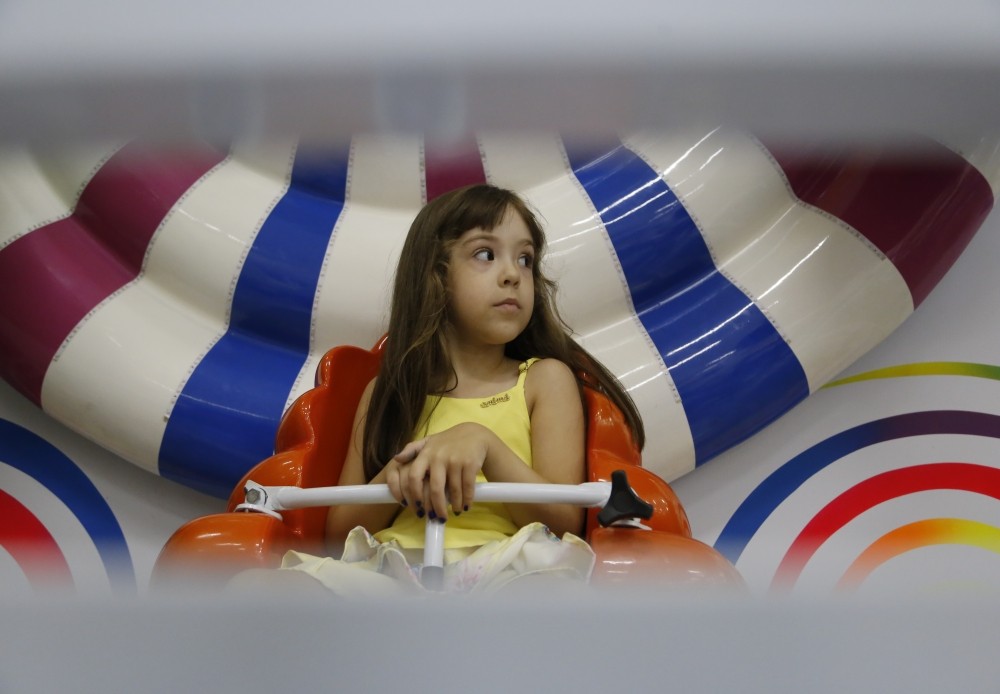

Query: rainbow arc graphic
770 463 1000 592
837 517 1000 590
0 418 134 594
718 363 1000 594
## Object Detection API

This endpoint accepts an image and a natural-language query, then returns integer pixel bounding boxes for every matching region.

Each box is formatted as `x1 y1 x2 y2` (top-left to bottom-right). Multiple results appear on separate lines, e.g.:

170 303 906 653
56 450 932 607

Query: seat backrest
224 339 688 545
582 386 642 467
224 339 383 545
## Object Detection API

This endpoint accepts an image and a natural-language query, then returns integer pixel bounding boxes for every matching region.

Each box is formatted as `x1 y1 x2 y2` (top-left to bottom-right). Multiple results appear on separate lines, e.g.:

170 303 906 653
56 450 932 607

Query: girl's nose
500 260 521 286
500 260 520 285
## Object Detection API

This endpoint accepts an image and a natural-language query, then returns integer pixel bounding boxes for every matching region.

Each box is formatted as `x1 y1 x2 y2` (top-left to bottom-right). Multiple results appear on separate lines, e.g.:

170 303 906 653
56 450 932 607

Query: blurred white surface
1 0 998 143
2 592 999 693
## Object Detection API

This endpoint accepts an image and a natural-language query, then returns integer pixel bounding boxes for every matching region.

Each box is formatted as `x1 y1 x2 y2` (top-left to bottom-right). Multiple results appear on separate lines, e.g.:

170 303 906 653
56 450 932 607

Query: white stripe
40 142 296 472
0 462 111 595
0 142 121 250
478 132 696 482
144 142 296 323
0 547 31 596
291 135 425 406
625 128 914 392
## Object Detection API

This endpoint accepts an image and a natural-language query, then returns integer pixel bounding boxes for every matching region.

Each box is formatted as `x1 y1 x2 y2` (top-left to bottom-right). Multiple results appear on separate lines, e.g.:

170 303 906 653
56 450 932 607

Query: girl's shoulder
523 357 579 400
522 356 572 377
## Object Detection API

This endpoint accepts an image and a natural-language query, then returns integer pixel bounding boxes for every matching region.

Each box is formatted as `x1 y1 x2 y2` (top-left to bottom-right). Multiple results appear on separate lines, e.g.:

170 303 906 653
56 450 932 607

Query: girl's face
445 208 536 350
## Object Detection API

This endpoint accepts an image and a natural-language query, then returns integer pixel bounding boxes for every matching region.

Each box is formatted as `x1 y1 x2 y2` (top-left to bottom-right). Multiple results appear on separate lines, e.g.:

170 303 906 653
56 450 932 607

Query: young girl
273 184 645 596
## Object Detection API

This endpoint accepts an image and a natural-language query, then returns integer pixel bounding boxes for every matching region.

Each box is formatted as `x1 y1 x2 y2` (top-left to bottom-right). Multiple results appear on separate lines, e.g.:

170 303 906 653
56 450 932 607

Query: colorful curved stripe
425 139 487 201
0 133 995 498
0 418 134 592
159 141 488 496
766 141 994 307
0 143 225 404
0 488 74 590
770 462 1000 591
715 411 1000 565
826 362 1000 388
837 518 1000 590
567 143 810 464
158 149 349 497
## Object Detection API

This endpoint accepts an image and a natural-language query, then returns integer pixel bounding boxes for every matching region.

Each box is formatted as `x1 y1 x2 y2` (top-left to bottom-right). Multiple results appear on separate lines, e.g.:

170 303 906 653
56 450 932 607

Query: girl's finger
427 460 449 521
461 463 477 514
403 457 428 515
420 478 433 522
385 462 403 504
446 467 464 516
396 437 430 466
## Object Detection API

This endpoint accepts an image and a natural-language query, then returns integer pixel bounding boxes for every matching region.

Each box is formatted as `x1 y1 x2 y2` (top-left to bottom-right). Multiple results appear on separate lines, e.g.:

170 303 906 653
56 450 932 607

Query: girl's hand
384 422 493 521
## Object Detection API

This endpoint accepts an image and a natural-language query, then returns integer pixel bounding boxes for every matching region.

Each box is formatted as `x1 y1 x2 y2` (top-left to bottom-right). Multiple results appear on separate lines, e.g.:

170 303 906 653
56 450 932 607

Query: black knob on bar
596 470 654 528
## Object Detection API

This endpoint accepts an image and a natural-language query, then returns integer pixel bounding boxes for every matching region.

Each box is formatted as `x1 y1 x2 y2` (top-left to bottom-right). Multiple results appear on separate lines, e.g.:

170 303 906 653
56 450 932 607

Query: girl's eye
519 254 534 268
474 248 494 261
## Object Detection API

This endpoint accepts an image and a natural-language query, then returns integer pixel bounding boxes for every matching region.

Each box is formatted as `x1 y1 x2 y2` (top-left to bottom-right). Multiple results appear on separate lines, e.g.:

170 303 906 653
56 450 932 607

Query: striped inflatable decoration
0 131 994 498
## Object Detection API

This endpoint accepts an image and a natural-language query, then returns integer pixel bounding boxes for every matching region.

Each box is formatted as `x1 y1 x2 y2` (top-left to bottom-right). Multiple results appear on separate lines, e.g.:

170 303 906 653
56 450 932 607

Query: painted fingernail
428 510 437 521
436 516 446 524
415 499 423 508
463 505 469 512
416 508 425 518
400 499 408 507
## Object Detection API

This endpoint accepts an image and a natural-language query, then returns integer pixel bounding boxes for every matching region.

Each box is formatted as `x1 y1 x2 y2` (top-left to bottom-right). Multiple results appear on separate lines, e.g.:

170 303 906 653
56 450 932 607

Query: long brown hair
362 184 645 480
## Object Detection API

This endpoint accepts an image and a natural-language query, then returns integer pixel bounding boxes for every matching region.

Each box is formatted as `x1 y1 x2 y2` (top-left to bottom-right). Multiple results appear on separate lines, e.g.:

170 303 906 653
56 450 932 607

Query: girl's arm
390 359 586 537
497 357 586 535
324 378 401 552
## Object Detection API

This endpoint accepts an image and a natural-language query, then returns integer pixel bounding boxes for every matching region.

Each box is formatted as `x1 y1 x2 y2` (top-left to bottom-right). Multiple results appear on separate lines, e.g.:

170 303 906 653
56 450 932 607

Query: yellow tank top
373 358 538 549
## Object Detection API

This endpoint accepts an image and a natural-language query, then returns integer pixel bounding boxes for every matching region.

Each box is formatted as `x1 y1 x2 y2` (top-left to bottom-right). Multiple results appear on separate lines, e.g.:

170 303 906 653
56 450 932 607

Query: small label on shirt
480 393 511 408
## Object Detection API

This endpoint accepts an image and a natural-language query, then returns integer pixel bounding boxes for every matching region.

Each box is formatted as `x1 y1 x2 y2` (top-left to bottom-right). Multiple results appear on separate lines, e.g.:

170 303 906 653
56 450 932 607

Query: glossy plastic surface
590 527 745 589
0 133 994 498
151 339 743 590
152 341 382 589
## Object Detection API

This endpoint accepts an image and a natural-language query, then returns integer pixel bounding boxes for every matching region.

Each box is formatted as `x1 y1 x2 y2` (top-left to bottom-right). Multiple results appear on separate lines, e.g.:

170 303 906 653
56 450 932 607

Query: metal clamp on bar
234 480 284 520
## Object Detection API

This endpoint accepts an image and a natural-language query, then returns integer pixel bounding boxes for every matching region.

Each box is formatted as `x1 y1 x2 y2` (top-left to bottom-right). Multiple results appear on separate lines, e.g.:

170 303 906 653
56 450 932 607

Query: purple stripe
424 139 487 201
0 143 225 404
764 139 994 308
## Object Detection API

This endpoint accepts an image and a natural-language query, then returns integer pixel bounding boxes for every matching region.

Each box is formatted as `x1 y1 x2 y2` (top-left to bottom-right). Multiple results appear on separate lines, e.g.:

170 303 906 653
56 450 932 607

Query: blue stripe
159 148 349 498
0 418 135 592
567 143 809 464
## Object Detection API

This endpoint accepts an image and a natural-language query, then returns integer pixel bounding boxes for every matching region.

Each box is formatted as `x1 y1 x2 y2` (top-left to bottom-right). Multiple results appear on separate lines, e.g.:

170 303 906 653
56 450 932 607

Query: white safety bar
236 480 617 590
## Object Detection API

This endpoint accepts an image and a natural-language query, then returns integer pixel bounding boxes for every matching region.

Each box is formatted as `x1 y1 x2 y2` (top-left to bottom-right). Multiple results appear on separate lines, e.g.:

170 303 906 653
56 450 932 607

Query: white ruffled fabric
280 522 595 596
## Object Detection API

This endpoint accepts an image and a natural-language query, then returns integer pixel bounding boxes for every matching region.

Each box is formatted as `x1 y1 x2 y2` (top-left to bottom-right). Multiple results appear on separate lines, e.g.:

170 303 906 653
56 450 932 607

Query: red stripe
424 139 487 202
765 140 994 307
770 462 1000 591
0 489 74 590
0 143 225 404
